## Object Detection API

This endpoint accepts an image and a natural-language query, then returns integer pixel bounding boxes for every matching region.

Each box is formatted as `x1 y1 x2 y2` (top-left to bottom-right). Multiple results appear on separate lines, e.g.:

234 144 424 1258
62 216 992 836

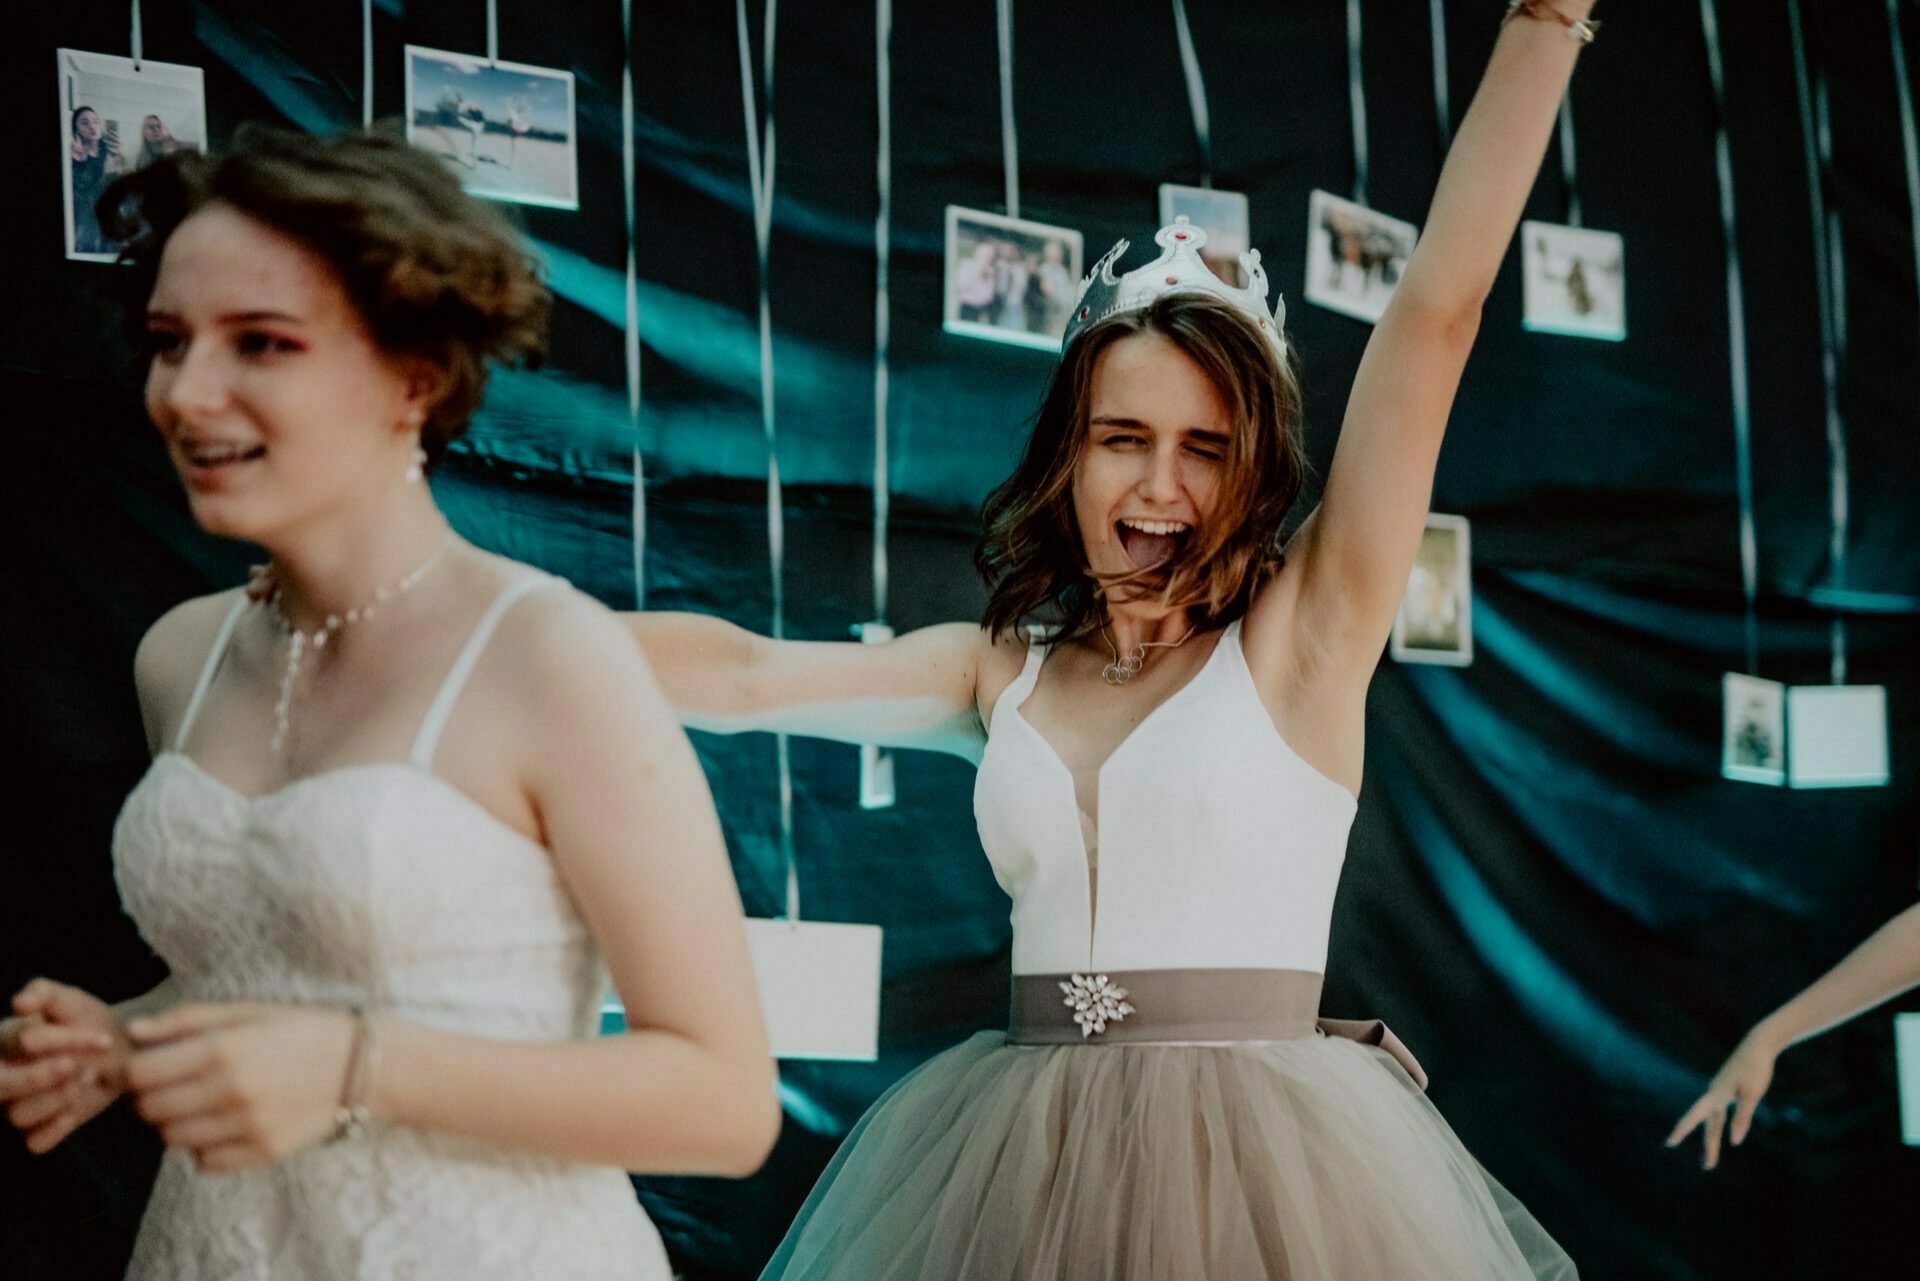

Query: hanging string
1557 95 1581 227
623 0 645 603
1429 0 1452 152
996 0 1019 217
873 0 892 620
1698 0 1760 675
130 0 143 68
735 0 797 919
1893 0 1920 338
486 0 499 65
1169 0 1213 187
362 0 373 127
1346 0 1368 207
1787 1 1851 685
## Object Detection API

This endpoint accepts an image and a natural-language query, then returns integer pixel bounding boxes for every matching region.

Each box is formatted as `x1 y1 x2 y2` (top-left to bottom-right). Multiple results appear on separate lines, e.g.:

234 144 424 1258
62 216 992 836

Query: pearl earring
406 441 428 485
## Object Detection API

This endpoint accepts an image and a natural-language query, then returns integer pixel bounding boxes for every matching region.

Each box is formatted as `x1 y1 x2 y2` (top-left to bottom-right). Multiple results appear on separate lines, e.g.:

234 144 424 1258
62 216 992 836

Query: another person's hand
1665 1026 1781 1170
2 978 128 1154
126 1003 355 1173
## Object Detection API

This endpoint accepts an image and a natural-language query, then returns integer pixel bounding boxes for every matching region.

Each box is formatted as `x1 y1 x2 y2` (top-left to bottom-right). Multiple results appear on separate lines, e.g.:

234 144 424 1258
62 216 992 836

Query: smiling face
142 204 430 544
1073 331 1229 587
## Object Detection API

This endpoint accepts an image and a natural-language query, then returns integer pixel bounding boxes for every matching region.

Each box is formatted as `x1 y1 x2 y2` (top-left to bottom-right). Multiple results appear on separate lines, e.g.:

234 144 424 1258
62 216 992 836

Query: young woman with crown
630 2 1596 1275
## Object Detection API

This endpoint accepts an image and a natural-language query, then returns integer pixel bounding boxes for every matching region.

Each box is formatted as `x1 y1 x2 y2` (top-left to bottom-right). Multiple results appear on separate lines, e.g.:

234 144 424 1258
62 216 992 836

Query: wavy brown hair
97 123 549 470
975 291 1307 642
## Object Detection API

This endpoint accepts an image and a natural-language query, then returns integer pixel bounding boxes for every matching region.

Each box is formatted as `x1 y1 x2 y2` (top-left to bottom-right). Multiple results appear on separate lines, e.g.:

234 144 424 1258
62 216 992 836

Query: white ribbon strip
1893 0 1920 339
624 0 645 603
1698 0 1760 675
1429 0 1451 151
487 0 499 64
362 0 373 127
1787 0 1851 684
1346 0 1368 207
1170 0 1212 188
1557 95 1580 228
873 0 892 619
131 0 143 66
996 0 1019 217
736 0 797 917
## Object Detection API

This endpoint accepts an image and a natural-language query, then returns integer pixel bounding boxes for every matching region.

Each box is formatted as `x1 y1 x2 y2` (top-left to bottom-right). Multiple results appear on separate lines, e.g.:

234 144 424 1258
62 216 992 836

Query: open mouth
1115 517 1192 570
180 441 267 472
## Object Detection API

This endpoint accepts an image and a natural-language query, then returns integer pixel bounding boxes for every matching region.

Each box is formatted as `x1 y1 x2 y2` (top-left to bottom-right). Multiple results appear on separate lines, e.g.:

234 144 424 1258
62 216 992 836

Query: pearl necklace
1099 621 1198 686
265 533 456 753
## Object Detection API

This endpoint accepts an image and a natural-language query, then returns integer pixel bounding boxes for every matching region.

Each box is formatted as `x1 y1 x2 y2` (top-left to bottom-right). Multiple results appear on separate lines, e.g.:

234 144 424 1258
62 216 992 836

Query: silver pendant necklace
265 533 456 753
1099 621 1198 686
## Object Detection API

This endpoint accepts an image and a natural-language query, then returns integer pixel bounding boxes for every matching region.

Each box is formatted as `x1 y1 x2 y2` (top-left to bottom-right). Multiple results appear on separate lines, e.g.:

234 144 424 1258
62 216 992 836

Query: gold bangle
1505 0 1600 44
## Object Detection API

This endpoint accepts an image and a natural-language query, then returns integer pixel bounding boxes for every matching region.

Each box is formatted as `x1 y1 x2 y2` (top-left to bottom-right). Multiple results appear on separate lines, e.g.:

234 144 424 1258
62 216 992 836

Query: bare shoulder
973 622 1035 731
134 588 250 750
487 577 661 714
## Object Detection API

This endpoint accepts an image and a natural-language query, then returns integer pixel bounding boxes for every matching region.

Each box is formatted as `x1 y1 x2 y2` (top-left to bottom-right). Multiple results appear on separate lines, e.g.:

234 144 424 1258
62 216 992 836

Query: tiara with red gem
1061 216 1286 357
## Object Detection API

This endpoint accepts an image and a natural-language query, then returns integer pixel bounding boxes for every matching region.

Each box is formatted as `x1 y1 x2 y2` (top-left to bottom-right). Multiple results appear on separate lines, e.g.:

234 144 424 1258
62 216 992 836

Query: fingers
9 1076 86 1130
24 1102 94 1156
1701 1107 1725 1170
0 1055 82 1105
133 1075 230 1127
1730 1085 1762 1147
128 1003 255 1047
10 1023 113 1059
1664 1097 1712 1148
156 1109 252 1154
124 1036 219 1095
194 1141 263 1175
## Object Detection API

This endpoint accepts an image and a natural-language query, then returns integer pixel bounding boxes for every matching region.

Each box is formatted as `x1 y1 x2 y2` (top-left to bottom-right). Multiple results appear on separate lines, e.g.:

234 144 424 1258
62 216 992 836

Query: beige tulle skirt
760 1030 1576 1280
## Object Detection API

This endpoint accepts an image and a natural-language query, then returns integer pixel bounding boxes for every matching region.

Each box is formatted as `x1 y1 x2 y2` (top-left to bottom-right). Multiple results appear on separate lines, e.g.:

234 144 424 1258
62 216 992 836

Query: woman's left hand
125 1004 355 1173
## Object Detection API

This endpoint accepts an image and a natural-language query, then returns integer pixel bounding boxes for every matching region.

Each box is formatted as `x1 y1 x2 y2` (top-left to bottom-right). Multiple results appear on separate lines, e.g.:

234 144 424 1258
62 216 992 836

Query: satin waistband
1006 968 1428 1091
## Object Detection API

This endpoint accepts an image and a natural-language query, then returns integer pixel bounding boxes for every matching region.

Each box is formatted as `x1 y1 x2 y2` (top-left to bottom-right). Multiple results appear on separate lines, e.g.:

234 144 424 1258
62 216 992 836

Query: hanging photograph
58 49 206 263
1522 221 1626 341
943 206 1083 352
1304 189 1418 325
1157 184 1251 287
1390 513 1473 667
404 46 578 211
1786 683 1890 789
1721 671 1787 786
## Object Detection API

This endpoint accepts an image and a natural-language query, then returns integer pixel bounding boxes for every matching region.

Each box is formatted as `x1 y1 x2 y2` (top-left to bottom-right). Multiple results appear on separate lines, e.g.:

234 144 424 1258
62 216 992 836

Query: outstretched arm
1667 901 1920 1169
1257 2 1598 677
626 613 990 762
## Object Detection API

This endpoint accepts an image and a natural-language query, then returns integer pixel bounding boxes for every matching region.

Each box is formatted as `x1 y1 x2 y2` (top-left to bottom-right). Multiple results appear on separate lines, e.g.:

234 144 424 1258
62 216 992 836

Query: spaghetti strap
409 575 565 770
173 595 251 753
986 624 1051 730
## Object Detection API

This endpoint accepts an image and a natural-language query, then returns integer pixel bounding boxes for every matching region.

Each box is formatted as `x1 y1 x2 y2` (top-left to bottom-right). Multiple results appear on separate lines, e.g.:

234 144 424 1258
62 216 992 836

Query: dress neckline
150 750 547 853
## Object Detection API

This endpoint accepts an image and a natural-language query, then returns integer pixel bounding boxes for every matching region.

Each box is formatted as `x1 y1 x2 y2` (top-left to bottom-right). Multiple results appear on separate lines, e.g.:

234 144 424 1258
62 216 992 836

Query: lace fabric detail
114 755 669 1279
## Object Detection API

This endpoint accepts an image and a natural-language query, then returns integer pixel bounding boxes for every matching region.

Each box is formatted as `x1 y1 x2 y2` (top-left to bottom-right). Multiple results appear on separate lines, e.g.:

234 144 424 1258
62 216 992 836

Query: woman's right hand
1 979 128 1154
1665 1026 1783 1170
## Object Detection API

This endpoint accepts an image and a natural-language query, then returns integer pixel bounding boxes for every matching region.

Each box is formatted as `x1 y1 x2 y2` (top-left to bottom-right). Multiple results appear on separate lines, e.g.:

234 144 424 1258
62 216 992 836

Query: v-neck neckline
1008 621 1233 795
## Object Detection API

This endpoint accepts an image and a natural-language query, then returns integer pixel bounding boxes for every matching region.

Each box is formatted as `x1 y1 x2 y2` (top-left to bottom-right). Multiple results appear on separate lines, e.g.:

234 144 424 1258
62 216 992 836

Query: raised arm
625 612 991 762
1259 2 1597 674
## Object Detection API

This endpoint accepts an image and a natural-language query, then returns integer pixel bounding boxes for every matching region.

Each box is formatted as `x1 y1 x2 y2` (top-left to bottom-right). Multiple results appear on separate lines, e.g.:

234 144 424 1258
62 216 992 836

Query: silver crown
1061 216 1287 356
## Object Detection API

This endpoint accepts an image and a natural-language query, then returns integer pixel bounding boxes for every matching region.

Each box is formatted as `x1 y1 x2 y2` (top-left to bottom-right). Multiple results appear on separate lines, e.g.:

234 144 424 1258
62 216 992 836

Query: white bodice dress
976 618 1357 977
113 577 670 1280
759 620 1577 1280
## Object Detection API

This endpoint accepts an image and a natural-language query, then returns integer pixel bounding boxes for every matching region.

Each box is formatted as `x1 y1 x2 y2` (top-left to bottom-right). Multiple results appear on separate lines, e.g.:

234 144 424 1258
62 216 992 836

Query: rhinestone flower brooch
1060 973 1135 1039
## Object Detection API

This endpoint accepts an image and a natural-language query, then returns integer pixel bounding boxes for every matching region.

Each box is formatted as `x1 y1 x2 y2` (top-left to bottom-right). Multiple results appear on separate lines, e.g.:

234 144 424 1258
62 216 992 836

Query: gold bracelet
1505 0 1600 44
326 1007 380 1144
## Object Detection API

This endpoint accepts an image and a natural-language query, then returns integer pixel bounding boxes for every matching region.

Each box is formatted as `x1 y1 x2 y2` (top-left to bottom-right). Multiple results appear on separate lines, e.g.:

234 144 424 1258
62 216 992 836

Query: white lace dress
113 579 671 1280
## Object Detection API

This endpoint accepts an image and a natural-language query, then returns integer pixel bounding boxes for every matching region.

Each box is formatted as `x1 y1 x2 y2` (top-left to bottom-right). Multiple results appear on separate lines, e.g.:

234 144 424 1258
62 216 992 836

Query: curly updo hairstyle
98 123 549 469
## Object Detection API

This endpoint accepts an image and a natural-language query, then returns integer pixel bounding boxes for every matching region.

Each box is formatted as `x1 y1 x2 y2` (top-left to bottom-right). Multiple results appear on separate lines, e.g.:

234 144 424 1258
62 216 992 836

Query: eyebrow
145 309 307 326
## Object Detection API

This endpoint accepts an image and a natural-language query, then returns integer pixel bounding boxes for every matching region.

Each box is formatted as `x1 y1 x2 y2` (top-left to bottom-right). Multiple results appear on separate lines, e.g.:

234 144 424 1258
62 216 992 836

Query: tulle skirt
760 1030 1576 1280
